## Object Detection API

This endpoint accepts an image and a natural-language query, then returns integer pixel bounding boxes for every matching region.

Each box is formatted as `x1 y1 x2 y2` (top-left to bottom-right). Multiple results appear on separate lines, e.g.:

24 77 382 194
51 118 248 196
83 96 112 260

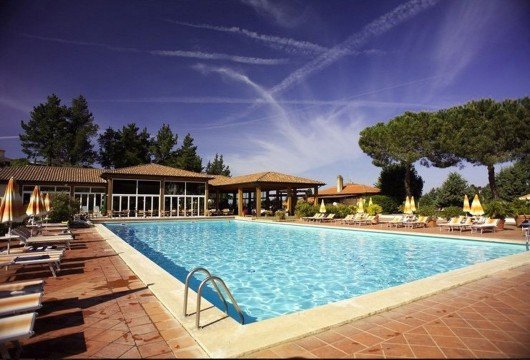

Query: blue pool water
104 220 524 323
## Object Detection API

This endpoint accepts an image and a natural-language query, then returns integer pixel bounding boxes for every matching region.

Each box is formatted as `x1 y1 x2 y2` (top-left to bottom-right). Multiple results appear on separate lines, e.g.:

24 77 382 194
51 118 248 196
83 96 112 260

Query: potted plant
366 204 383 224
484 200 510 230
275 210 286 221
510 200 530 227
417 205 439 227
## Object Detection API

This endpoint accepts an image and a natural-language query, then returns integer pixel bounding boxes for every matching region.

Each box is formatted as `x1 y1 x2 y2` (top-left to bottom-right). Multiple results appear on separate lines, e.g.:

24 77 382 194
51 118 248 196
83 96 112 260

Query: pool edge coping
95 221 530 358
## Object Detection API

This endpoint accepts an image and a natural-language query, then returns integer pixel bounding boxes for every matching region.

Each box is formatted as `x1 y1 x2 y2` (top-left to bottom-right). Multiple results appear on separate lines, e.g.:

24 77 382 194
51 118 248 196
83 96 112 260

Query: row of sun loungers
439 216 499 233
0 222 74 357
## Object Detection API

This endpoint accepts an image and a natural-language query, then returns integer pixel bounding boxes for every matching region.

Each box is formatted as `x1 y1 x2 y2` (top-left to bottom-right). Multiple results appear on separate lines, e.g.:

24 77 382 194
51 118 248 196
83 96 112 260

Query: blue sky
0 0 529 191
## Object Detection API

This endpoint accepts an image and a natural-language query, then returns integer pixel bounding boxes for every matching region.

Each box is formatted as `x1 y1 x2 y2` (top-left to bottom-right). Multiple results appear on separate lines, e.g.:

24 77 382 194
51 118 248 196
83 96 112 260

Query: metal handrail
196 275 245 328
183 267 228 317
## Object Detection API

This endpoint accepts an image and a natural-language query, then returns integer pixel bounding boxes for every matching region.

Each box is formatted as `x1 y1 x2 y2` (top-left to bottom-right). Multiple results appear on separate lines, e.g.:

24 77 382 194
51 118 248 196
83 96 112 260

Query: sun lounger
0 293 42 317
358 215 375 225
302 213 322 222
1 252 63 277
389 216 406 228
13 228 72 250
344 213 363 225
316 214 335 222
0 280 44 298
471 218 499 233
337 214 354 224
438 216 464 231
450 217 474 232
0 312 37 358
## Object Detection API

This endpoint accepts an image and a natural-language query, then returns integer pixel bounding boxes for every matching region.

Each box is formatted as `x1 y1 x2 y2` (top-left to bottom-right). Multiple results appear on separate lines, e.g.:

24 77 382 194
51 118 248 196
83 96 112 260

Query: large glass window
165 182 185 195
138 181 160 194
113 180 136 194
186 182 205 195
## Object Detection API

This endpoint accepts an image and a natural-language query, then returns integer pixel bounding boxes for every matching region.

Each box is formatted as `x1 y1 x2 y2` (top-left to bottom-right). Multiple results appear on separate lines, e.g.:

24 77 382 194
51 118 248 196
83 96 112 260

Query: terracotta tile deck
1 225 528 358
0 228 206 359
250 264 530 358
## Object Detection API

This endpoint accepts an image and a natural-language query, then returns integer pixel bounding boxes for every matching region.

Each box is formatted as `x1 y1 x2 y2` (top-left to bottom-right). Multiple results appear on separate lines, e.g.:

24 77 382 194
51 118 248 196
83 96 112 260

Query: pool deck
1 222 529 358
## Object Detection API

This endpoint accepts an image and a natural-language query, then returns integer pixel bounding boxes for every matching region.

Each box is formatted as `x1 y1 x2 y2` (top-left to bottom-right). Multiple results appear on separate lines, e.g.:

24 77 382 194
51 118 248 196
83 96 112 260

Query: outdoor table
0 235 20 254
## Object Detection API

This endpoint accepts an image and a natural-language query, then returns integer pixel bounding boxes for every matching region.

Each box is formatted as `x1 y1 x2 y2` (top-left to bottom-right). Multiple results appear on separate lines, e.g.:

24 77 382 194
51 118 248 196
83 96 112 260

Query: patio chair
0 280 44 298
319 213 336 222
471 218 499 234
0 312 37 359
13 228 72 250
359 215 375 226
389 216 405 228
438 216 464 231
1 251 63 277
0 293 43 317
338 214 354 224
304 213 323 222
450 217 474 232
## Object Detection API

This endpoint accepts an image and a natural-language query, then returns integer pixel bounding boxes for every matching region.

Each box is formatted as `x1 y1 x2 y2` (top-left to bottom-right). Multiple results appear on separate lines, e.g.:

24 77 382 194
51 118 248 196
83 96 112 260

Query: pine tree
150 124 178 165
173 133 203 172
205 153 231 176
67 95 98 166
97 123 151 168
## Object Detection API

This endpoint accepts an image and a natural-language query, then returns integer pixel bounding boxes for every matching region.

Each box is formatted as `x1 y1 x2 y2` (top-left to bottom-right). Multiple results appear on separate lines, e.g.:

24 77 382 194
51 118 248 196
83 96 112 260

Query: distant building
0 150 11 167
317 175 380 205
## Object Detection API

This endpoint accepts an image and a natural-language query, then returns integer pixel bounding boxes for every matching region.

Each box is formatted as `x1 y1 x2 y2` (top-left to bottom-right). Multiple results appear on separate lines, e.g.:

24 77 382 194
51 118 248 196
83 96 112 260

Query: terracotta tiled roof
318 183 380 197
0 165 105 184
101 163 213 179
209 171 324 187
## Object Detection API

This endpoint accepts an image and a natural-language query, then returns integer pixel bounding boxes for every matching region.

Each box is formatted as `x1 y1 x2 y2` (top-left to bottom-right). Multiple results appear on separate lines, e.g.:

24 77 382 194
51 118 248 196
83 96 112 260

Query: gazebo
209 172 325 216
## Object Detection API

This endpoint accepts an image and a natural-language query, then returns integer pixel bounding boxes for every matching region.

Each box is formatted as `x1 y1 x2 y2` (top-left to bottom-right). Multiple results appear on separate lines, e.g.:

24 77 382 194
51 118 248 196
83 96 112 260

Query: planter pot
427 220 436 228
496 219 505 231
515 215 529 227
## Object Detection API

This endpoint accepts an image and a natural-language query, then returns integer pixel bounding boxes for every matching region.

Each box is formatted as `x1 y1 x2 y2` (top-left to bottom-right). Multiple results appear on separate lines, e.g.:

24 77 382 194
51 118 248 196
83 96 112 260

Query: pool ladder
183 267 245 328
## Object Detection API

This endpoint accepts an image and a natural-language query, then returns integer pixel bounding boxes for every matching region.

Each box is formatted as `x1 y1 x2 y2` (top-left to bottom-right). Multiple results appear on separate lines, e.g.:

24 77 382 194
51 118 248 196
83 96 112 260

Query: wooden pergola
208 172 325 216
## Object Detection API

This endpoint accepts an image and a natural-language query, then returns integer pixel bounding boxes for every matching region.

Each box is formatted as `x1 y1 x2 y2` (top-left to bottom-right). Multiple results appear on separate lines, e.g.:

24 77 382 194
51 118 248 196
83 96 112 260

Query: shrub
49 193 80 223
371 195 399 214
325 203 353 218
510 199 530 216
275 210 286 220
484 200 510 220
439 206 464 220
295 201 318 218
417 205 438 218
366 204 383 215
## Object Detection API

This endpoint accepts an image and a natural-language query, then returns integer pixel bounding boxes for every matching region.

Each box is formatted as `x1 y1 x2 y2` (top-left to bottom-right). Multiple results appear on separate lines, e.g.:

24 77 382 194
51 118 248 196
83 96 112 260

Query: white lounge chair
0 312 37 358
0 280 44 298
451 217 474 232
438 216 464 231
471 218 499 233
0 293 43 317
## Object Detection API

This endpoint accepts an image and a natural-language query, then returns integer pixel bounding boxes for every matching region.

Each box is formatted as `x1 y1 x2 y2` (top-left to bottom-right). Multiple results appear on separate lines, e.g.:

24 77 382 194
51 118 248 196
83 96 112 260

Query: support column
204 182 209 216
237 188 243 216
313 186 319 205
286 188 293 215
107 179 113 216
291 188 297 215
255 186 262 217
215 191 220 212
159 179 165 217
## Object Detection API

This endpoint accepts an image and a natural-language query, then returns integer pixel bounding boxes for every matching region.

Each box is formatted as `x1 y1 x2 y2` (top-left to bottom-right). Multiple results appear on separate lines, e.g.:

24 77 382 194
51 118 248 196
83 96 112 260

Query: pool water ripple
105 220 524 323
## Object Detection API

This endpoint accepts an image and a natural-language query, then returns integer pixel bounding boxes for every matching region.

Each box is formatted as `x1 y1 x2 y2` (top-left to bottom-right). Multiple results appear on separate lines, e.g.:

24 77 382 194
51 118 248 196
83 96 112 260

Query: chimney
336 175 343 193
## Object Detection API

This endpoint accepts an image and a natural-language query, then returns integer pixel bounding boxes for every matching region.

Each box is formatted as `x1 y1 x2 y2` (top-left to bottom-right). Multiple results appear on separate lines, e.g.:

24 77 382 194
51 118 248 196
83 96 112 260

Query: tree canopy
20 94 99 166
172 133 203 172
150 124 178 165
98 124 151 168
359 97 529 199
376 163 423 203
205 153 231 176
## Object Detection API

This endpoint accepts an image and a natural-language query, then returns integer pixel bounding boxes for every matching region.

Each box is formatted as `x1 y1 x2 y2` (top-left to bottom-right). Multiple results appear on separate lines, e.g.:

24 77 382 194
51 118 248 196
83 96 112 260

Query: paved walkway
1 227 528 358
0 228 206 358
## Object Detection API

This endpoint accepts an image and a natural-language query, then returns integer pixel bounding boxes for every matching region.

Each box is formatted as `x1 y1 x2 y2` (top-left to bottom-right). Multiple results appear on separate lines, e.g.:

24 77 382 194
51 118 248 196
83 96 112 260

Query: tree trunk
487 164 498 199
404 163 412 197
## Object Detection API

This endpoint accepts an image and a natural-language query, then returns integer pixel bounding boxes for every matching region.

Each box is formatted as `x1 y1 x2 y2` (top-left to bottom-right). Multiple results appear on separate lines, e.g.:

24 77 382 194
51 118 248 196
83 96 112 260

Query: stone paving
0 228 206 358
0 226 528 358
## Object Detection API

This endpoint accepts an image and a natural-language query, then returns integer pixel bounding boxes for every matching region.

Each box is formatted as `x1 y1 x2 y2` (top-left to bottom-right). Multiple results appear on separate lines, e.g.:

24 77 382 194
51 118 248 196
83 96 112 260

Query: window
186 182 205 195
138 181 160 195
113 180 136 194
165 182 185 195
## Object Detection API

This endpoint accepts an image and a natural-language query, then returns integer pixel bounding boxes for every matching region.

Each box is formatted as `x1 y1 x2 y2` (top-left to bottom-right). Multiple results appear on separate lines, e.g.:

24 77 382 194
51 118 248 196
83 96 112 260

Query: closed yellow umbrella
357 198 364 213
44 193 51 212
403 196 412 214
368 197 373 206
319 199 326 213
463 195 471 213
26 186 45 217
410 196 416 212
470 194 484 216
0 177 24 235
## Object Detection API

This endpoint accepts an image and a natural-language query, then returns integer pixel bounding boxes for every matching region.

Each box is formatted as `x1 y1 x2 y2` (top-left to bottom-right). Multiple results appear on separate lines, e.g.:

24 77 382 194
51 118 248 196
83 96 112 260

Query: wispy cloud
193 64 363 174
240 0 306 28
165 19 328 55
0 97 33 113
0 136 19 140
150 50 287 65
21 33 287 66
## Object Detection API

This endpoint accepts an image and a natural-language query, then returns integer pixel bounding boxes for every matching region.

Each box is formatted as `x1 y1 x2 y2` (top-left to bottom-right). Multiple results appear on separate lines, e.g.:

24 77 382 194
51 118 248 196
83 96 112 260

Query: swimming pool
104 220 524 323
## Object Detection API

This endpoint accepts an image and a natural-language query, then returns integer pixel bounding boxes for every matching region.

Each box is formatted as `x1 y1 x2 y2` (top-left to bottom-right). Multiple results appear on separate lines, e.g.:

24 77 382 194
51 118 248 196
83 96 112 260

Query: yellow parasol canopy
357 198 364 213
319 199 326 213
0 177 25 234
463 194 471 212
44 193 51 212
403 196 412 214
470 194 484 216
410 196 416 212
26 185 45 217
